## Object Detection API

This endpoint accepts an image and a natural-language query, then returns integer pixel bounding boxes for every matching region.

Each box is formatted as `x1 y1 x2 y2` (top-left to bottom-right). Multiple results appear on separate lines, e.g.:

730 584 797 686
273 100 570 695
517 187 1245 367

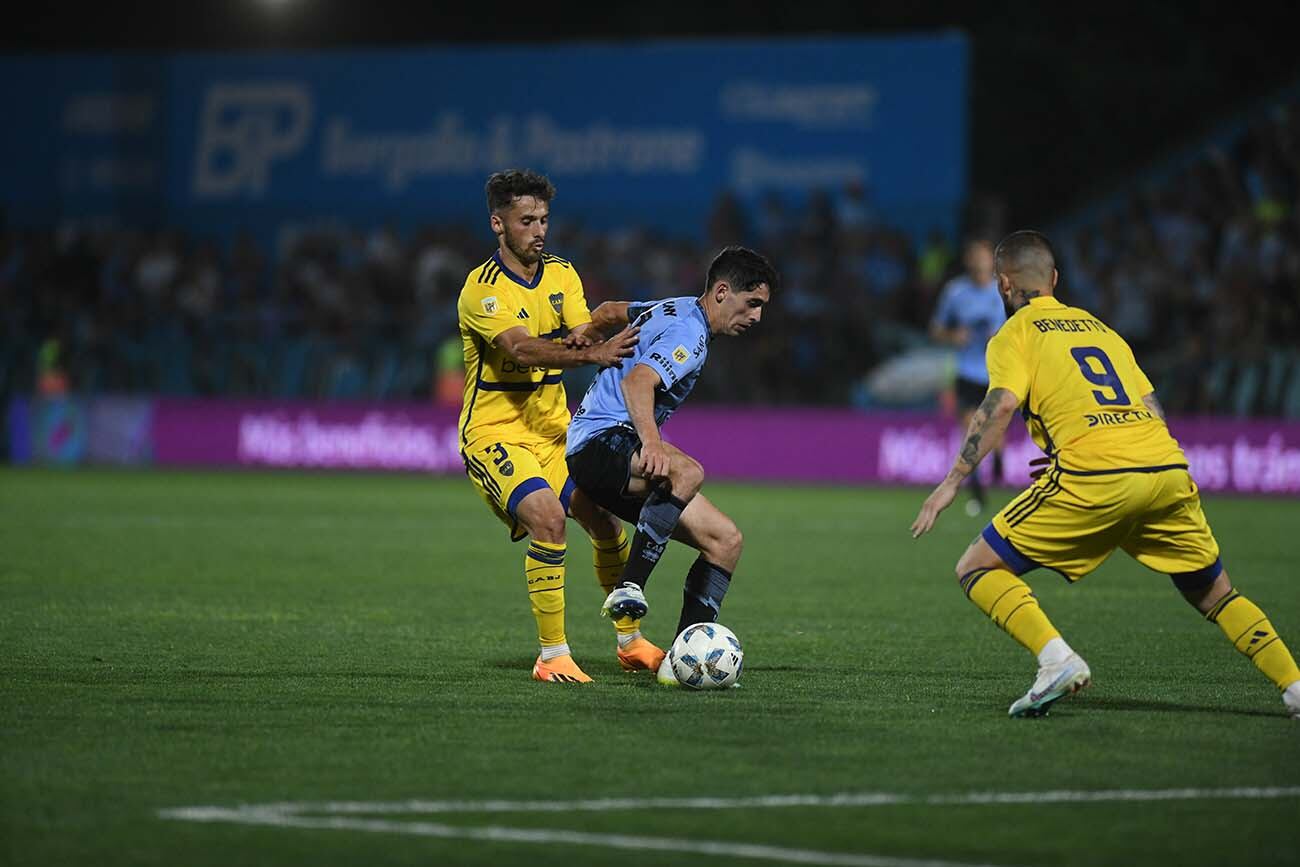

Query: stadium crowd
3 97 1299 416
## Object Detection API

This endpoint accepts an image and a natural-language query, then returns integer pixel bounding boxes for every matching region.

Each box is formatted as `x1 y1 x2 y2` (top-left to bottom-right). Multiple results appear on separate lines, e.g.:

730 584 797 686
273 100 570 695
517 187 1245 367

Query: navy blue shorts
566 427 647 524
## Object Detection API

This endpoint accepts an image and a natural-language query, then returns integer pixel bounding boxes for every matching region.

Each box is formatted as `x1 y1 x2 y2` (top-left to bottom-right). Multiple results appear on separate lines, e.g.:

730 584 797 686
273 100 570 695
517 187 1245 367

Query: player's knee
671 455 705 498
954 548 982 584
525 506 568 544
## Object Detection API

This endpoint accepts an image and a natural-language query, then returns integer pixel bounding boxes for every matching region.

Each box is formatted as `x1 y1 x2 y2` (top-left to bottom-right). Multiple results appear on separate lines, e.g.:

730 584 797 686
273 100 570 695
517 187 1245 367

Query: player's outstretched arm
496 324 639 369
911 387 1019 538
564 302 634 349
587 301 636 337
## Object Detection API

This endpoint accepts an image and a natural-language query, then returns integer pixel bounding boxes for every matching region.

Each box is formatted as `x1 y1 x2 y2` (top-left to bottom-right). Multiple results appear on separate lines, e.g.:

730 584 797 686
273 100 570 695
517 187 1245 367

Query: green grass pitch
2 467 1298 867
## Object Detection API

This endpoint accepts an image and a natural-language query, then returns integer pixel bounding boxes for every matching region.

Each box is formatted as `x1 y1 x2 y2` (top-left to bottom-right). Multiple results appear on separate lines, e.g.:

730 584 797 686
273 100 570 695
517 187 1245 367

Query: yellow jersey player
912 229 1300 720
458 169 663 684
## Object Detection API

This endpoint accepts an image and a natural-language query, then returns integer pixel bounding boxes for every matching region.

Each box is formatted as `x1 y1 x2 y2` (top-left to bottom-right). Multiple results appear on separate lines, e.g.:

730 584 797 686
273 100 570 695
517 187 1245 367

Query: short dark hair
994 230 1056 286
705 246 778 295
485 169 556 214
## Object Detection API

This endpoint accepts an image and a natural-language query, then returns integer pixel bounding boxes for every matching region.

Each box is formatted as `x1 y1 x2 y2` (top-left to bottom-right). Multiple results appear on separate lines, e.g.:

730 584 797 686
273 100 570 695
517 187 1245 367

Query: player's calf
675 556 734 638
1179 565 1300 717
620 487 691 590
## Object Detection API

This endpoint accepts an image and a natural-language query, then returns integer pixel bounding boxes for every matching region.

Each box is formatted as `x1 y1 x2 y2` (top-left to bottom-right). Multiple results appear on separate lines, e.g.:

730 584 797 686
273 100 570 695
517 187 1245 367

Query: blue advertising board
2 35 966 239
0 56 164 226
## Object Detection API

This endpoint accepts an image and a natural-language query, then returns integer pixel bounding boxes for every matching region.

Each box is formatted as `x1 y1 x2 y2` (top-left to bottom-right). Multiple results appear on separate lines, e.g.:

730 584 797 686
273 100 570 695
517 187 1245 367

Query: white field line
163 785 1300 818
155 807 995 867
158 787 1300 867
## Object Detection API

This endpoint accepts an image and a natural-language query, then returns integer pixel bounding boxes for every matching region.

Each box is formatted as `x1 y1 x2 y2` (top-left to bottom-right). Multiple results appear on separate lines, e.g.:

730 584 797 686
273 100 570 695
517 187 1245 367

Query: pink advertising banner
148 399 1300 495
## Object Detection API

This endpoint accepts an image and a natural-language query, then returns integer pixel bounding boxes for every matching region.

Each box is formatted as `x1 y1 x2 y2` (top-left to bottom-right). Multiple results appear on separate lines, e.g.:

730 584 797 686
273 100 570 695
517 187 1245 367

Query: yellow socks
962 568 1061 656
1206 591 1300 691
525 540 567 650
592 529 640 638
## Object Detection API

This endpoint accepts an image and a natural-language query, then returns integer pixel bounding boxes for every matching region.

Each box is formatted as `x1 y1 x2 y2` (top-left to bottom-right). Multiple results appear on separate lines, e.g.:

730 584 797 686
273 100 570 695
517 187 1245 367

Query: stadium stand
2 90 1298 416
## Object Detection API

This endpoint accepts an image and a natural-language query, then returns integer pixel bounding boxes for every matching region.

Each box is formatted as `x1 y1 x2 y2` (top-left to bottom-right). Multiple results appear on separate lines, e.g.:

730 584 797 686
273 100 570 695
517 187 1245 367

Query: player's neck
497 245 539 281
1010 287 1050 311
698 295 724 335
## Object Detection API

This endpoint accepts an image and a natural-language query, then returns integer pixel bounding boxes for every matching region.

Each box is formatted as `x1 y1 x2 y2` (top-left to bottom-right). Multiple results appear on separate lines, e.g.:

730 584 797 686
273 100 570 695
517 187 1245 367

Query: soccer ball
668 622 744 689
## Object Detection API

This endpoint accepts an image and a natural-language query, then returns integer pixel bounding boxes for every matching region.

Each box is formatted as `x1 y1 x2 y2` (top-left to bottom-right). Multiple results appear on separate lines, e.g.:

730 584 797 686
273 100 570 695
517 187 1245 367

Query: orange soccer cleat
616 636 667 672
532 653 593 684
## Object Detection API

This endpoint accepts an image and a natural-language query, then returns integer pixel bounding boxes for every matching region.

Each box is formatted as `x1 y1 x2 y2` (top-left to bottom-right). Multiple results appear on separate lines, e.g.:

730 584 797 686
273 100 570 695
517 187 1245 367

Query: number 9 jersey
985 295 1187 473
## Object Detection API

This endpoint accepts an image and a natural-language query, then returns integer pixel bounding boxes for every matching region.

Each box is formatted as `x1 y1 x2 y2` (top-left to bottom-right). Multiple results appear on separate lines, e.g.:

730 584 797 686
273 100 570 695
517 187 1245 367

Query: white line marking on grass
159 787 1300 866
156 806 993 867
168 785 1300 819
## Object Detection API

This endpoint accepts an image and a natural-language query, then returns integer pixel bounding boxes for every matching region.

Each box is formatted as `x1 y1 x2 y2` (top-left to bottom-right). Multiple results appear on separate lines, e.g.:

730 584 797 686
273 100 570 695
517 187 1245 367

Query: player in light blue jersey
930 237 1008 514
566 246 776 684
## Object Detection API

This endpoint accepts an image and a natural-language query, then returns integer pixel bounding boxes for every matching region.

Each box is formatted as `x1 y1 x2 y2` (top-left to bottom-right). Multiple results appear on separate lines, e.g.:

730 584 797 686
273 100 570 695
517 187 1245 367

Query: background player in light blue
566 246 776 684
930 237 1008 514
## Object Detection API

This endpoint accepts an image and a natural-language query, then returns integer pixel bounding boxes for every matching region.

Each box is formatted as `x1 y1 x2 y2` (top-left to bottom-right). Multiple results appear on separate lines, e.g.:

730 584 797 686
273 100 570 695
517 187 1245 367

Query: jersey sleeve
458 280 519 344
637 320 706 388
561 267 593 330
985 327 1029 403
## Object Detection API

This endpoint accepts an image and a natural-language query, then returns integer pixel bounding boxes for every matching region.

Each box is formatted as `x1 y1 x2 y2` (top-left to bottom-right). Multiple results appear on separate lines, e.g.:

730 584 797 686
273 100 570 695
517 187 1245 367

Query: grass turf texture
2 467 1298 867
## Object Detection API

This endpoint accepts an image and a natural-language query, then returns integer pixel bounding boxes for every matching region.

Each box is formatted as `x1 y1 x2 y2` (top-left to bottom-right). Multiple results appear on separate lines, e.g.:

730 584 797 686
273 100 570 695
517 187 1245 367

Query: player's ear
489 212 504 236
1050 268 1059 291
714 281 730 302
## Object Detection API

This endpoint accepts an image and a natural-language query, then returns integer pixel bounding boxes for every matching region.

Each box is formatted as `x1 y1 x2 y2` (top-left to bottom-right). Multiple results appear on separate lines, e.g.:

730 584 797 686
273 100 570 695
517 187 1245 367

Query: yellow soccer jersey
986 295 1187 471
457 251 592 447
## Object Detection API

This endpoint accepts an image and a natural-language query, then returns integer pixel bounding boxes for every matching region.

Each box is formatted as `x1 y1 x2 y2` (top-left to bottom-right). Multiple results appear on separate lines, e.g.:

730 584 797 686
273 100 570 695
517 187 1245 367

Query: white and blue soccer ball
669 622 744 689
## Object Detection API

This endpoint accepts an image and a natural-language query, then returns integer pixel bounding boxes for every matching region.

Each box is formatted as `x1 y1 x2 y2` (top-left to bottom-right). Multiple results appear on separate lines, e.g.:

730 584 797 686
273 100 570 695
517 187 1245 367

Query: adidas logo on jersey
517 308 530 320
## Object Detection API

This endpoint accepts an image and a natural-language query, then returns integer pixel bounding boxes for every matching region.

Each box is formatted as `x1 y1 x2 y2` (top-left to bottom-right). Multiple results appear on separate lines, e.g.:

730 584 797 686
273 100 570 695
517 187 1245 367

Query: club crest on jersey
548 292 563 314
672 345 690 364
482 296 499 314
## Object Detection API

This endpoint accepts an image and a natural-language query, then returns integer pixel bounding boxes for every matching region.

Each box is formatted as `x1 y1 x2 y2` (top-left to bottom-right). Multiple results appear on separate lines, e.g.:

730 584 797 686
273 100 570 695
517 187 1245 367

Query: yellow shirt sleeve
458 281 519 345
985 326 1029 404
561 266 593 330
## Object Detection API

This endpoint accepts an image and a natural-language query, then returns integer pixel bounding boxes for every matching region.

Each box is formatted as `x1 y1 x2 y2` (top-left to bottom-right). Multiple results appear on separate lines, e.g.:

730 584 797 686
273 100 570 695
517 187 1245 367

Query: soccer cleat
1284 682 1300 720
1008 653 1091 718
531 654 593 684
601 581 649 621
656 654 680 687
617 636 667 672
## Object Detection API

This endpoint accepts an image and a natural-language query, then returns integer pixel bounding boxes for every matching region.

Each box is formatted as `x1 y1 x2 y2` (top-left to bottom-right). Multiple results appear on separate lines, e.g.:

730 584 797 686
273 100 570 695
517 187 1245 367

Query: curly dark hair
485 169 556 214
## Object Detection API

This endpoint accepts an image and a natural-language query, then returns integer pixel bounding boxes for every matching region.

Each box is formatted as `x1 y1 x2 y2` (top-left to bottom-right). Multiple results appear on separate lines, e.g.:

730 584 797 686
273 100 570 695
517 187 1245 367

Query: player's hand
637 441 671 483
587 325 639 368
911 479 959 539
563 331 594 349
953 327 972 346
1028 456 1052 480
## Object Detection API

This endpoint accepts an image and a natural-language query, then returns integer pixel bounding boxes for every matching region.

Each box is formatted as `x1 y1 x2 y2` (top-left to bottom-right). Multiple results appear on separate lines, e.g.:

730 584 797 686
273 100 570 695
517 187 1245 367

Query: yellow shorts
462 435 574 542
983 464 1222 588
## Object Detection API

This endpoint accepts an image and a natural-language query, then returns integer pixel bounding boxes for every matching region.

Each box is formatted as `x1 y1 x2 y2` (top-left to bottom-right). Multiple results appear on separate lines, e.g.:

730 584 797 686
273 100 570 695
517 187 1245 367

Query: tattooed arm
910 387 1021 538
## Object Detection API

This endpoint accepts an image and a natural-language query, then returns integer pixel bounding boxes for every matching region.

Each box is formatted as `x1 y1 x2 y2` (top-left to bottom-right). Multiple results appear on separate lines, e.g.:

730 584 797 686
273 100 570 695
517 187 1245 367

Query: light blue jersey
932 275 1006 384
567 297 711 454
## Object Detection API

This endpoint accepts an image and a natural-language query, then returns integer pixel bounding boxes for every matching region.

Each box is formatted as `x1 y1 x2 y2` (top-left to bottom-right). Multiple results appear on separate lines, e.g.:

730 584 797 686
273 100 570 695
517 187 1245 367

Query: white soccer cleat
601 581 649 621
656 653 680 687
1284 682 1300 720
1008 653 1091 718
